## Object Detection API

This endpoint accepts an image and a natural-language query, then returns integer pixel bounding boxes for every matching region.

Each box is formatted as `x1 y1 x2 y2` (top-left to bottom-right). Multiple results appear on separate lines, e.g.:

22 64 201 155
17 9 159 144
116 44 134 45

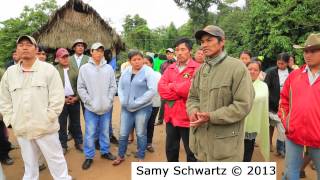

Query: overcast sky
0 0 245 33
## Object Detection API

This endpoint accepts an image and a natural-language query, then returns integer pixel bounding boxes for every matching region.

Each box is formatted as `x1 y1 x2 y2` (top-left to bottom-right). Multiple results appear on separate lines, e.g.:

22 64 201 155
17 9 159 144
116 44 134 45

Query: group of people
0 24 319 180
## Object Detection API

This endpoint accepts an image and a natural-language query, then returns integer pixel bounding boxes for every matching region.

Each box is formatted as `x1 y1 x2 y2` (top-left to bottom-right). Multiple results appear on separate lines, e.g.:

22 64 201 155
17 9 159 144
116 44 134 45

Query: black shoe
110 135 119 145
300 170 306 178
82 159 93 170
147 145 155 153
101 152 116 160
75 144 83 152
1 157 14 165
39 163 47 171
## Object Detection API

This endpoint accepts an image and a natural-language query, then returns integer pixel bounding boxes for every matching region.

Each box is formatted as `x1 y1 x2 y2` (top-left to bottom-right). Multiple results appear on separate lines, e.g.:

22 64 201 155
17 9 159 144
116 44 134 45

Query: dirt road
2 97 316 180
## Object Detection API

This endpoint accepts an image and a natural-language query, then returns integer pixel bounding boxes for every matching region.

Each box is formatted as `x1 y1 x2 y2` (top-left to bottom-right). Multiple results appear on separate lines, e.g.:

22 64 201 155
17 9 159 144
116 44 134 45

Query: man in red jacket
279 33 320 180
158 38 199 162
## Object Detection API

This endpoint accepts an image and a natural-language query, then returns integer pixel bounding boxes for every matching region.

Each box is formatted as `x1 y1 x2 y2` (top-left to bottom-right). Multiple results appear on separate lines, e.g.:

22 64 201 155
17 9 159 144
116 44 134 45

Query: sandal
112 157 125 166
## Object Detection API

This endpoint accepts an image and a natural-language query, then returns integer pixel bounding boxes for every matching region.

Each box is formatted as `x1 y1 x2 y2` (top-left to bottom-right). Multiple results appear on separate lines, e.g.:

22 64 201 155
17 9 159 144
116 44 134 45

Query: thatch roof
33 0 125 53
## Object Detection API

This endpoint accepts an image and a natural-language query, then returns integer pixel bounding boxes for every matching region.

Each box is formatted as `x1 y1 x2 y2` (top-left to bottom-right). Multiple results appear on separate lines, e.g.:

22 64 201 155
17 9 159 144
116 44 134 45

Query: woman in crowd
243 61 270 162
113 50 156 165
143 55 161 152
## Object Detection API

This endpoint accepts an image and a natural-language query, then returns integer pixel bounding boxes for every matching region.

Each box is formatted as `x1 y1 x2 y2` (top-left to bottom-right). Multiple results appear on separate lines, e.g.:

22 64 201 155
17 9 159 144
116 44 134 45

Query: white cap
91 42 104 50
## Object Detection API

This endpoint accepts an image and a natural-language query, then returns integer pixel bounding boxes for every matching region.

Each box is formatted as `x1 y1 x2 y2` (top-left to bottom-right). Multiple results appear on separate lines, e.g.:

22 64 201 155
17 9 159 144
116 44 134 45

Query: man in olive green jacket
55 48 83 154
186 25 254 162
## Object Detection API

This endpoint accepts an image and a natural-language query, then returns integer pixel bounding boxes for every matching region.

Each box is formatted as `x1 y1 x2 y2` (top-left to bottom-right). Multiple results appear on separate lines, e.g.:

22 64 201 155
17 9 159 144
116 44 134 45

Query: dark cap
195 25 225 40
16 35 37 46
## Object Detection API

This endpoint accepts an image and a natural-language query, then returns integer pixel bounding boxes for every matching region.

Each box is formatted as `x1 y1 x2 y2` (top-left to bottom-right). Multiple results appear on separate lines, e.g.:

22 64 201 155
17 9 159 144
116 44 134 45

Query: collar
74 54 83 59
88 57 107 66
18 58 40 72
303 65 320 74
205 51 227 66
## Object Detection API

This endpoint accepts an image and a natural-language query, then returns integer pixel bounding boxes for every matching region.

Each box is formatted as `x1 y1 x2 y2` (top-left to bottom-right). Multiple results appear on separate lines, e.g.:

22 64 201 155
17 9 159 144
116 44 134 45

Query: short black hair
144 55 153 64
174 37 193 51
240 50 252 58
128 50 143 60
37 45 47 53
277 52 290 63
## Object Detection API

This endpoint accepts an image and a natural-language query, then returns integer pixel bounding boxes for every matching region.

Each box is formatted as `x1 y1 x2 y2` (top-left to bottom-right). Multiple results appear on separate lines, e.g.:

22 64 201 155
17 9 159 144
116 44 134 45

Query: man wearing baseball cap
77 42 117 170
55 48 83 154
186 25 254 161
279 33 320 179
0 35 71 179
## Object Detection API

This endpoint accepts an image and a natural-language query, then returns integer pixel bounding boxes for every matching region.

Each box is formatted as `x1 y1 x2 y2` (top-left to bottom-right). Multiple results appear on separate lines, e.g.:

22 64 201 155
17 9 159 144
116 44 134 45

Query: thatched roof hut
33 0 124 55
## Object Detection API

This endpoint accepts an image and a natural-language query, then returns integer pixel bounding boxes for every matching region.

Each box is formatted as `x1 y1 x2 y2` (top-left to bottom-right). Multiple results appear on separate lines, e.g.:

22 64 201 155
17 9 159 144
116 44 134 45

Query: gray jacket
77 58 117 115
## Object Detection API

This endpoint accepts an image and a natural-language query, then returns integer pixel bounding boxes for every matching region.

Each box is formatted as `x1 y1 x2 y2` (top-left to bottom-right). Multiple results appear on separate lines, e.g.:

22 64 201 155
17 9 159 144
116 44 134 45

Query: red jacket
278 65 320 148
158 60 200 127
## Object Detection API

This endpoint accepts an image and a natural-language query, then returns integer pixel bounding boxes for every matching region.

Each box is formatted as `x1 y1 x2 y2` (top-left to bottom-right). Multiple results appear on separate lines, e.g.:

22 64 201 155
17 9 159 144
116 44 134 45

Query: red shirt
278 65 320 147
158 60 200 127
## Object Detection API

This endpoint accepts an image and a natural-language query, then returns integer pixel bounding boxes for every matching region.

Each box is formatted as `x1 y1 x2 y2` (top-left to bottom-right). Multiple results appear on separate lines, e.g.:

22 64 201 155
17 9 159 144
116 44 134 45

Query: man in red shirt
279 33 320 179
158 38 199 162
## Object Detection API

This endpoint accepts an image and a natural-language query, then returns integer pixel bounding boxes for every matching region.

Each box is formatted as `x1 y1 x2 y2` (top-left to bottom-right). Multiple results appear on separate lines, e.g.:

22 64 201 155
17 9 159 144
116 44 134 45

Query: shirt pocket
209 83 232 110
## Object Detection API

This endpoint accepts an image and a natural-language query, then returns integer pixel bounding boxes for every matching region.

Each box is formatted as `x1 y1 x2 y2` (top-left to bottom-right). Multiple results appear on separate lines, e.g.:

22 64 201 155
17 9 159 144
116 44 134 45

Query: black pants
68 100 85 136
243 139 256 162
166 123 197 162
147 107 160 144
157 100 165 123
0 121 11 160
59 102 83 148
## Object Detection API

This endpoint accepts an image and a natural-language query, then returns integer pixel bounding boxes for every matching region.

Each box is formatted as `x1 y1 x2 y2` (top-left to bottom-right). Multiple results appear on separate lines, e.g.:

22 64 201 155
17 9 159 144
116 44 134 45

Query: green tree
0 0 57 66
122 14 153 51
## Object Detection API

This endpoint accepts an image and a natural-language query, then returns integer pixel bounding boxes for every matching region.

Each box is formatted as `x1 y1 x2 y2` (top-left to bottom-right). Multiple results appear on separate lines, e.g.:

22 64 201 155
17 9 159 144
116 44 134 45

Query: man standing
155 48 176 126
70 39 89 71
158 38 199 162
55 48 83 154
264 52 292 156
5 50 19 69
186 25 254 161
279 33 320 179
78 42 117 170
0 35 71 179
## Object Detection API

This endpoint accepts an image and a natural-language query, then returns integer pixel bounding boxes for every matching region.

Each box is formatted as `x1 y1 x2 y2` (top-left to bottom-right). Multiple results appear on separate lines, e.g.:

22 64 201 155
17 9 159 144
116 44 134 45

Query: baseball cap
16 35 37 46
91 42 104 50
195 25 225 40
55 48 69 58
166 48 174 53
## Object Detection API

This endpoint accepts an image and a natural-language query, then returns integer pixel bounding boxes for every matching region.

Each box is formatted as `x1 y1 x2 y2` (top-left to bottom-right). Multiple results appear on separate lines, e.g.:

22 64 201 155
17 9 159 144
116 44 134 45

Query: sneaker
147 145 154 153
299 170 306 178
110 135 119 145
101 152 116 160
39 163 47 171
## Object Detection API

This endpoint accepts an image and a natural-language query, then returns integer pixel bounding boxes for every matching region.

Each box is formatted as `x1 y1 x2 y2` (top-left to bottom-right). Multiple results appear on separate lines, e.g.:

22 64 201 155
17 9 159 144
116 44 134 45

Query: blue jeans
283 139 320 180
84 109 111 159
118 105 152 159
95 106 114 139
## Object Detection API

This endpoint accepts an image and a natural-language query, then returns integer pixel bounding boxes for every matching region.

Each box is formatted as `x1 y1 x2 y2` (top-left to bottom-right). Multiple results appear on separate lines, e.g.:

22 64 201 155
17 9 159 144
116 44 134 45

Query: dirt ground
2 97 317 180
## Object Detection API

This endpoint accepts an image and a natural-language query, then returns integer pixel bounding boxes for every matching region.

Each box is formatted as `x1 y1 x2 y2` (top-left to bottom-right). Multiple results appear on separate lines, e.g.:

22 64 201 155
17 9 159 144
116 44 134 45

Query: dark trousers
0 121 11 160
68 100 85 136
243 139 256 162
59 102 83 148
157 100 165 123
147 107 160 144
166 123 197 162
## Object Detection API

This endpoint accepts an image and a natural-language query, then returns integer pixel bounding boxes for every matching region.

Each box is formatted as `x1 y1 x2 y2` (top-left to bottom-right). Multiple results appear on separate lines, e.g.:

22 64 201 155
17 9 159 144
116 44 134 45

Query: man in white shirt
55 48 83 154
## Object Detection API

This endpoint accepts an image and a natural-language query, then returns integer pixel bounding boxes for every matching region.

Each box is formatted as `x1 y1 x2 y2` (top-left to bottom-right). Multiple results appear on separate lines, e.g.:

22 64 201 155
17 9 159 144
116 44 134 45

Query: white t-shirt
74 54 84 68
64 68 74 96
278 69 289 91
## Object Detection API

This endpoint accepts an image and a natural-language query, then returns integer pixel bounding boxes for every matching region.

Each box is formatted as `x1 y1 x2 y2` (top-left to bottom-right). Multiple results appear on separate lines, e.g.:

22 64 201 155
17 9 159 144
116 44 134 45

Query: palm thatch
33 0 124 54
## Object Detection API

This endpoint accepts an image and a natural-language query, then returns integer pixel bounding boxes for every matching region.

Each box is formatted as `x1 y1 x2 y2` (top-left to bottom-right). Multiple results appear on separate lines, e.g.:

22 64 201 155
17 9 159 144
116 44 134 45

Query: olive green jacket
55 64 79 98
70 54 90 72
186 51 254 162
